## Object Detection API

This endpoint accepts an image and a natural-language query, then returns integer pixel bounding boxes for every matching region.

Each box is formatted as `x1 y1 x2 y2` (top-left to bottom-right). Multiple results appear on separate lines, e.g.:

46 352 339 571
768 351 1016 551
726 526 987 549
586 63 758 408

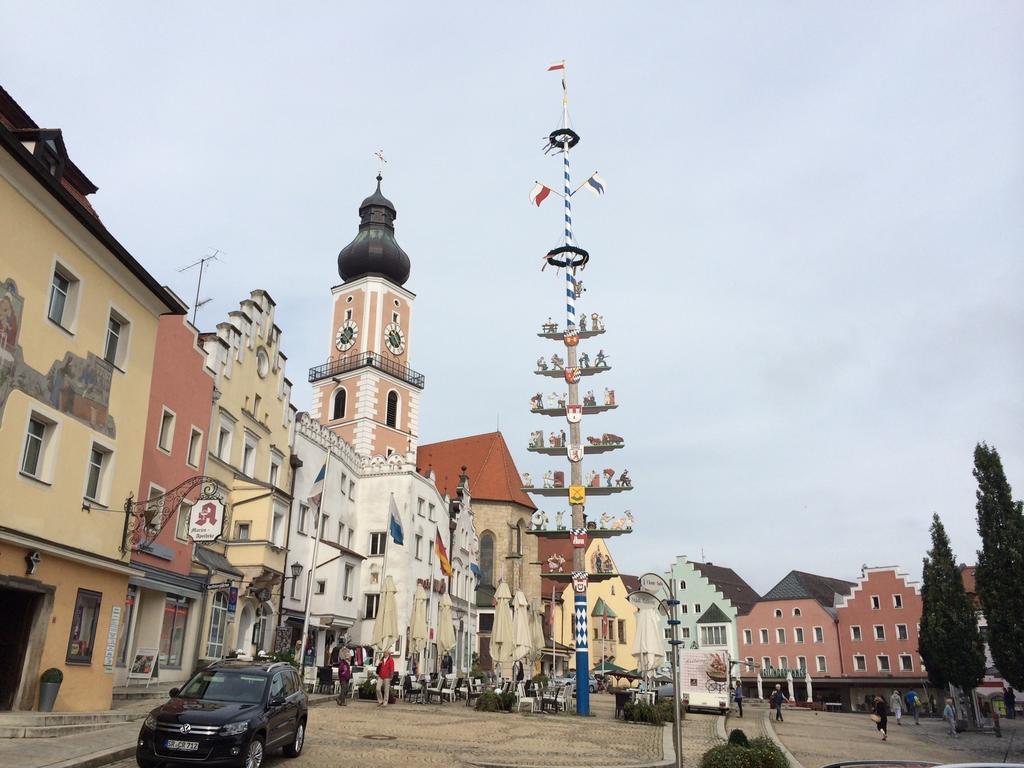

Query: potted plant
38 668 63 712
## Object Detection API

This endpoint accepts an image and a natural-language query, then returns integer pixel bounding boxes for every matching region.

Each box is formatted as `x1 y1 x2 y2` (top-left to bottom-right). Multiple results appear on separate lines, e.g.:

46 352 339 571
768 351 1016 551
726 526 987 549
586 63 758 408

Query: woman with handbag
871 696 888 741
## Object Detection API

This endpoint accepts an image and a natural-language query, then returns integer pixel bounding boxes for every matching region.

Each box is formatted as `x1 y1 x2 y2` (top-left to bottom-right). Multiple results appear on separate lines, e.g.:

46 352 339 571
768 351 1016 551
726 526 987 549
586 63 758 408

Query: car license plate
165 739 199 751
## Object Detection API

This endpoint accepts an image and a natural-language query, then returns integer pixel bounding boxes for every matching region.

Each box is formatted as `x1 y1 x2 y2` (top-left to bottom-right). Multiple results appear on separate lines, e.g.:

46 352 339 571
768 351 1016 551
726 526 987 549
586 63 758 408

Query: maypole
524 60 633 718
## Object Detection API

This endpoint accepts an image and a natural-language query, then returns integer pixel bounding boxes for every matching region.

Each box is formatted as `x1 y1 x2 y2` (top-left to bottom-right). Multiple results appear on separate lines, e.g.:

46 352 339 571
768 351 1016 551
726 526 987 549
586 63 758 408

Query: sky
3 2 1022 594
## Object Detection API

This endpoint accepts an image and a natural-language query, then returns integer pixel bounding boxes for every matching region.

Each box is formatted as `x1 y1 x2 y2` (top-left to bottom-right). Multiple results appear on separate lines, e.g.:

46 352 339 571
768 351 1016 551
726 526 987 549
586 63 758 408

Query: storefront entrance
0 587 42 710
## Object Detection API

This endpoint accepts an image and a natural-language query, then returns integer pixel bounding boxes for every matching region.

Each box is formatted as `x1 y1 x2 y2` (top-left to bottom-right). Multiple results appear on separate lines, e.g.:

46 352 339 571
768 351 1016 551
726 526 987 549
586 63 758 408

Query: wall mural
0 278 116 437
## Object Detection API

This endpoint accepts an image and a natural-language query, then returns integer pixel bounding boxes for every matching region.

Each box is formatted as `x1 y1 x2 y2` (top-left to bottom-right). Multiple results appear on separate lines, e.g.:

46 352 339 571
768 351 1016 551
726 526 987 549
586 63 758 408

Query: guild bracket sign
121 476 227 555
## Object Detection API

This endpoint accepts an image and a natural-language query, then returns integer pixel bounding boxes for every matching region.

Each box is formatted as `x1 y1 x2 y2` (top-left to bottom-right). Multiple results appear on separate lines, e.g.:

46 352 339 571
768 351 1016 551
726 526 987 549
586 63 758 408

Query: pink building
116 314 216 685
836 566 927 709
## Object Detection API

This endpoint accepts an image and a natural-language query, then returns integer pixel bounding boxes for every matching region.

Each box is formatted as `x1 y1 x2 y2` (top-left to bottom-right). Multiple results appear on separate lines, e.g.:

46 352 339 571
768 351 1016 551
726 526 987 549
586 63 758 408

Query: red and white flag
547 61 565 72
529 182 552 207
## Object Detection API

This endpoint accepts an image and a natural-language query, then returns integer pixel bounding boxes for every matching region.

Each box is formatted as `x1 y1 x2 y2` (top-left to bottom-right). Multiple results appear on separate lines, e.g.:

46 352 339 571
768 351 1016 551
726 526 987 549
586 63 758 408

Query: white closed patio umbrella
785 669 794 701
529 599 546 662
632 601 667 682
512 589 534 672
804 670 813 703
372 575 399 653
437 592 457 659
756 671 763 700
409 584 429 662
491 582 514 679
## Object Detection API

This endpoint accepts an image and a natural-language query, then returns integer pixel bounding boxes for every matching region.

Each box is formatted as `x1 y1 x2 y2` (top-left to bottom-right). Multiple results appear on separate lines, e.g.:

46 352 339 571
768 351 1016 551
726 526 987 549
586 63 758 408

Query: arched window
793 607 801 617
206 592 228 658
479 531 495 587
331 388 347 420
386 391 399 428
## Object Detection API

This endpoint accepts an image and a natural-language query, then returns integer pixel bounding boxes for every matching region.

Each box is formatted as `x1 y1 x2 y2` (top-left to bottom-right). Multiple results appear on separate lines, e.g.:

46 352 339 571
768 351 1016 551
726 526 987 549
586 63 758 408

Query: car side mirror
169 688 180 698
269 693 286 707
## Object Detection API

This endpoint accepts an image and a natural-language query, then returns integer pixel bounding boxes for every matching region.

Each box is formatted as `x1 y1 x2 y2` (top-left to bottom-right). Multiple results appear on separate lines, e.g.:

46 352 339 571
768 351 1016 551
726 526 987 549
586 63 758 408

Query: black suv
137 660 307 768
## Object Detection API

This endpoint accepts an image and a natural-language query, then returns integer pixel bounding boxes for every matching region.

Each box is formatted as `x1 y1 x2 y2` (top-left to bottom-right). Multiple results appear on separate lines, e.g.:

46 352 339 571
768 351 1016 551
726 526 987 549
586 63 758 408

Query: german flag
435 528 452 577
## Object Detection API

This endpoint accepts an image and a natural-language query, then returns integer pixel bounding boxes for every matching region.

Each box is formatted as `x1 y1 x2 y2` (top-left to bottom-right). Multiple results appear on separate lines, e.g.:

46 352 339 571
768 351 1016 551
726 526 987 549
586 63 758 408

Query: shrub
728 729 750 747
357 680 377 699
701 738 789 768
701 745 747 768
40 668 63 684
532 673 549 687
498 690 517 711
744 738 789 768
476 690 501 712
270 650 298 668
624 700 675 725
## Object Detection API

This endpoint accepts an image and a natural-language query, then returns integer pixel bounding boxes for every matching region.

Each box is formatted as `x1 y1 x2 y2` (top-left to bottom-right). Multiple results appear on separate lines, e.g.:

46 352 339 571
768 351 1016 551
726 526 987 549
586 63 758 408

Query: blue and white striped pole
564 146 576 329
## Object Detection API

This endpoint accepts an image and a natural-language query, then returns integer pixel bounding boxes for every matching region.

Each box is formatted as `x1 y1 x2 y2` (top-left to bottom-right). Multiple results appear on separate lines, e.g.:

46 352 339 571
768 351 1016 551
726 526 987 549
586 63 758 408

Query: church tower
309 175 424 457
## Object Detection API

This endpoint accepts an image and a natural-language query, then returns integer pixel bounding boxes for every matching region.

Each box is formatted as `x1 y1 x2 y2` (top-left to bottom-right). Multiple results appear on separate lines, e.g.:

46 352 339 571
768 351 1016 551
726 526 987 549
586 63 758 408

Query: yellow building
0 87 183 710
555 540 639 674
196 291 297 663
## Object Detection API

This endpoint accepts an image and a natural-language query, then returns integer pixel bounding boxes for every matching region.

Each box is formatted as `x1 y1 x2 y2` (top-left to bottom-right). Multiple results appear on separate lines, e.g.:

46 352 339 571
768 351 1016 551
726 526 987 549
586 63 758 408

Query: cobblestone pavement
680 712 722 767
762 708 1024 768
104 695 674 768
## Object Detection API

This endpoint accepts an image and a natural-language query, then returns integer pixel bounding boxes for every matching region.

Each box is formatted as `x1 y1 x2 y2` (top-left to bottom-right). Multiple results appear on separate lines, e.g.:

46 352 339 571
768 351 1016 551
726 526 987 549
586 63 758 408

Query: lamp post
637 572 683 768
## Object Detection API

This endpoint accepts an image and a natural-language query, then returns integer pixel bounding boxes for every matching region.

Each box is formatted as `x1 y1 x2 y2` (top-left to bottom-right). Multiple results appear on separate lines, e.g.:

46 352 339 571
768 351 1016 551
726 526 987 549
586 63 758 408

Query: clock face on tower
384 322 406 355
335 319 358 352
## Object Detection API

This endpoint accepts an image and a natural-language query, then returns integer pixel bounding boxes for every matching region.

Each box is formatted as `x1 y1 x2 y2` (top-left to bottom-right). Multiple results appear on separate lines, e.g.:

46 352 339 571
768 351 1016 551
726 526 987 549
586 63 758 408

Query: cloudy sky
4 2 1022 593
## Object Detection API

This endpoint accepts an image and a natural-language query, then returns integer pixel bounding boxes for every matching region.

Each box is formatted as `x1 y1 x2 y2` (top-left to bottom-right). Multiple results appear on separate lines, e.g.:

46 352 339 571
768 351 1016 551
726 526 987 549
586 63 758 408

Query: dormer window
37 141 61 176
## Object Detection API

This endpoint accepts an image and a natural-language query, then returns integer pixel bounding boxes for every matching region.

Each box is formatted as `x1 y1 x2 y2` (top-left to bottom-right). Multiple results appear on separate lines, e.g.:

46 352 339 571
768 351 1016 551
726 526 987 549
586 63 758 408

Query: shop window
66 589 102 664
206 592 228 658
159 597 189 668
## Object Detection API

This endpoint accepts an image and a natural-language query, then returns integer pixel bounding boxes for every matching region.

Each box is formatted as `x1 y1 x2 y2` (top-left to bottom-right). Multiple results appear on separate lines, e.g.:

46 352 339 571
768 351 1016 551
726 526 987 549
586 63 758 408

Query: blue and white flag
308 463 326 507
388 494 404 545
584 172 606 196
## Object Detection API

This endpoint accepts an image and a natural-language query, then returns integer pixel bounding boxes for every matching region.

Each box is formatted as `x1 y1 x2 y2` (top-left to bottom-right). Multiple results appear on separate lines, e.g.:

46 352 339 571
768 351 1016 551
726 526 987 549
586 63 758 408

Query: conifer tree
973 442 1024 689
919 513 985 691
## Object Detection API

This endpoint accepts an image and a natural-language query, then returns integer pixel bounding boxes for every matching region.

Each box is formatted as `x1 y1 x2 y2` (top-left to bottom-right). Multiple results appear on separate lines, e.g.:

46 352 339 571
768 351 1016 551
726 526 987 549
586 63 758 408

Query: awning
194 546 243 578
592 597 616 618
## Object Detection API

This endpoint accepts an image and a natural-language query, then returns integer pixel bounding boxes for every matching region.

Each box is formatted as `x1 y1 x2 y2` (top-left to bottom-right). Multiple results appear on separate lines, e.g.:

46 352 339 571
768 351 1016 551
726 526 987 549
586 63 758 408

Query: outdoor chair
540 685 560 713
466 679 483 707
316 665 335 694
454 677 468 700
515 682 538 713
426 676 448 703
403 675 424 704
301 665 317 693
443 677 461 703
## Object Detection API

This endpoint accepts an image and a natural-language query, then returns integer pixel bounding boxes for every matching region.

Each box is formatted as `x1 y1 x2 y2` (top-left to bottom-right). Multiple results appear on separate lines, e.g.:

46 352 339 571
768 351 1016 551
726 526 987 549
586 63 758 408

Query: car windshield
178 671 267 703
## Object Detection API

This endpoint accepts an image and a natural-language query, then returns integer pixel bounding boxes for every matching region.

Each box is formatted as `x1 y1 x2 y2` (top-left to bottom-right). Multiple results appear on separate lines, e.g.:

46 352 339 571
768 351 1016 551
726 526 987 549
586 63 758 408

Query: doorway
0 588 40 710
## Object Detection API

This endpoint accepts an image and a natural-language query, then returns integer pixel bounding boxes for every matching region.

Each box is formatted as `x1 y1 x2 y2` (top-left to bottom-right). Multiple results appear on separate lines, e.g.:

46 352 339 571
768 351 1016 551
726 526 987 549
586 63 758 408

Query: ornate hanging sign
567 444 585 463
571 571 588 593
568 485 586 506
564 367 582 384
565 403 583 423
563 329 579 347
188 499 225 542
122 476 227 554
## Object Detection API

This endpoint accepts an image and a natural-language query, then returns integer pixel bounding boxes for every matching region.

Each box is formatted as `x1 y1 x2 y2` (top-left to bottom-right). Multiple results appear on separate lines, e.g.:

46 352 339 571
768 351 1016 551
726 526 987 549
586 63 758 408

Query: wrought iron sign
121 476 227 554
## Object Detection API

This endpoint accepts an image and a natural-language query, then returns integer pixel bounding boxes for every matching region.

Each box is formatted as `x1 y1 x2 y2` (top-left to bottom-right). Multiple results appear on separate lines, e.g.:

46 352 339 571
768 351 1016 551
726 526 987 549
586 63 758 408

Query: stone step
0 720 128 739
0 711 135 728
111 684 175 701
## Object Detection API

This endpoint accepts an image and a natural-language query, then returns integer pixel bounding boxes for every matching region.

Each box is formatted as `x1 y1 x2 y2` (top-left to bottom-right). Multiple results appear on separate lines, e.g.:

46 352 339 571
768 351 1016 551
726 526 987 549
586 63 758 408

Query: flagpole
299 447 330 678
377 493 395 667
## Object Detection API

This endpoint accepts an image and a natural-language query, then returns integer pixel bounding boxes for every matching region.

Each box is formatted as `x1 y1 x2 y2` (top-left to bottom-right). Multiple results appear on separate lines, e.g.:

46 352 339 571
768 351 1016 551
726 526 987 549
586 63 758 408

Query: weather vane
374 149 387 176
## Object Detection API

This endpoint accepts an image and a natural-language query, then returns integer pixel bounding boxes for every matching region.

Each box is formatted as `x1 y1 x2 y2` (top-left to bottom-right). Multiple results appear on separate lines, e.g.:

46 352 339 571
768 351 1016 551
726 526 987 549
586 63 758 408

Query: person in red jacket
376 650 395 707
336 648 352 706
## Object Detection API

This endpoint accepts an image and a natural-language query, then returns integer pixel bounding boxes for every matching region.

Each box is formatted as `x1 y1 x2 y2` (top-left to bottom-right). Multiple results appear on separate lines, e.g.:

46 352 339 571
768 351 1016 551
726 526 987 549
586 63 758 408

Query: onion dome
337 174 410 286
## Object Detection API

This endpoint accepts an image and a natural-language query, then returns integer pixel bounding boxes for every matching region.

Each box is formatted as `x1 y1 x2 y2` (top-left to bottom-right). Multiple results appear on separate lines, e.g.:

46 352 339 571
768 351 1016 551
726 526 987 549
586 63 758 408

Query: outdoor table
824 702 842 712
613 690 630 719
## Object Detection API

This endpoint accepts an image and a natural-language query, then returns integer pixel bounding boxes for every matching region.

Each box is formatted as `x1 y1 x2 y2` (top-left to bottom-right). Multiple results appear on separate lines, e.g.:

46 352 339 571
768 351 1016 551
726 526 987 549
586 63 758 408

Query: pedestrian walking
734 682 744 718
376 649 395 707
905 689 920 725
1005 686 1017 720
770 684 785 722
890 689 903 726
871 696 888 741
943 697 959 738
336 648 352 706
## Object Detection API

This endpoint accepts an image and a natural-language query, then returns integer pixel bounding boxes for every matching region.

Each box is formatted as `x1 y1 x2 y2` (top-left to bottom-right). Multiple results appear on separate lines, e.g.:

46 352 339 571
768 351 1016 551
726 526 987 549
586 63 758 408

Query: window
681 627 691 639
794 627 804 644
873 625 885 641
743 629 752 645
428 503 436 522
479 614 494 632
337 521 344 544
415 534 423 560
103 311 129 367
269 451 282 487
320 514 329 539
816 655 827 672
340 474 348 496
853 654 866 671
896 623 908 641
207 592 228 657
679 604 688 614
363 593 380 619
778 656 788 669
793 608 801 617
899 654 913 672
343 565 354 599
48 267 78 328
774 609 783 618
618 619 626 644
66 589 102 663
417 498 425 517
315 580 326 595
877 655 890 672
479 532 494 586
369 531 387 556
252 393 261 418
694 603 701 614
776 628 786 644
679 580 686 590
851 625 862 641
347 529 353 548
893 594 903 609
242 433 257 476
745 657 755 670
870 595 881 610
145 485 164 532
216 416 234 461
272 505 285 546
331 388 347 420
176 501 191 540
796 655 806 671
762 656 771 670
237 522 250 540
348 480 355 499
21 416 52 478
813 626 824 643
760 628 768 643
158 408 175 452
700 626 727 646
84 444 111 502
297 503 309 534
187 428 202 467
386 391 398 428
159 597 189 668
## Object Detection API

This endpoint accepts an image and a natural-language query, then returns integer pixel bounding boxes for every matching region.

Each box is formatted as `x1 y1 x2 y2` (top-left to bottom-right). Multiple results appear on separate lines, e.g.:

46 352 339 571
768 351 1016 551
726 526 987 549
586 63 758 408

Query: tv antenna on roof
178 249 223 326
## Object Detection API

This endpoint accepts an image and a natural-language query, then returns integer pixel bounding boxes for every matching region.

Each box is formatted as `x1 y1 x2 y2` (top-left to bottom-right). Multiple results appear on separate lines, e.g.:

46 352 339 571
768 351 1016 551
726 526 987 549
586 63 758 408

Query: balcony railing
308 351 425 389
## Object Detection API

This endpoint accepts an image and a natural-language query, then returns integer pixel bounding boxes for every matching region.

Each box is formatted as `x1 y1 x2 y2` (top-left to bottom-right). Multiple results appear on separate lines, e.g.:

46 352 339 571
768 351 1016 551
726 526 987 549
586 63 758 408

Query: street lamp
635 572 683 768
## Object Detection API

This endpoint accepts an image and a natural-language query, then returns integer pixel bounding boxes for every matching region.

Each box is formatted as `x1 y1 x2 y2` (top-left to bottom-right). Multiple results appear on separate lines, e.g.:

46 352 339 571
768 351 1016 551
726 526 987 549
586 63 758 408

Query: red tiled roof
417 432 536 510
691 561 761 616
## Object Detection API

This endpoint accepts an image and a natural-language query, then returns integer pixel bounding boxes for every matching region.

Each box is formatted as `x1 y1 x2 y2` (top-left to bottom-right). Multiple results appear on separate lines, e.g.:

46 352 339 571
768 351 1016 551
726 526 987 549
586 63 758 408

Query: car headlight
143 715 157 730
220 721 249 736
